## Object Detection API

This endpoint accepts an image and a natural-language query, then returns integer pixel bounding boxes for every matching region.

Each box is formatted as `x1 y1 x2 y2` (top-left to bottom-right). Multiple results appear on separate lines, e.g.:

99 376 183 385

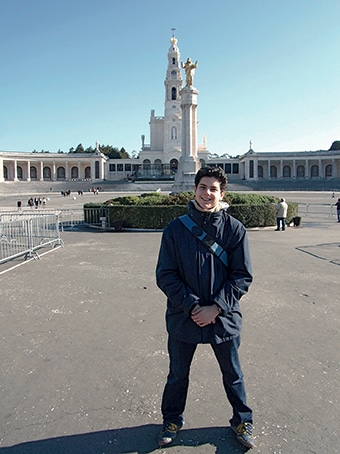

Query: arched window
30 166 37 180
171 126 177 140
57 166 65 180
143 159 151 174
283 165 291 177
172 57 175 64
258 165 263 178
270 165 277 178
170 159 178 173
171 87 176 100
85 166 91 179
71 166 78 179
154 159 162 171
44 166 52 180
311 165 319 177
297 165 305 178
17 166 23 180
325 164 332 177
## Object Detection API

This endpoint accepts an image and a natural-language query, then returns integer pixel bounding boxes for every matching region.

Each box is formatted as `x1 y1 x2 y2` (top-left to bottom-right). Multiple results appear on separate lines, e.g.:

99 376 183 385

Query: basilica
1 35 340 188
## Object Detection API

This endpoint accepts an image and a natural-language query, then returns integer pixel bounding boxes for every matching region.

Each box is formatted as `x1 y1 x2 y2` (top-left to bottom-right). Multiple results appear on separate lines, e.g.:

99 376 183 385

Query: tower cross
171 27 176 37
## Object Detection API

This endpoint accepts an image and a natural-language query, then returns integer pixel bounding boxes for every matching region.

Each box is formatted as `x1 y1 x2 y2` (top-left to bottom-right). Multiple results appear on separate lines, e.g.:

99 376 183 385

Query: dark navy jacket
156 201 253 344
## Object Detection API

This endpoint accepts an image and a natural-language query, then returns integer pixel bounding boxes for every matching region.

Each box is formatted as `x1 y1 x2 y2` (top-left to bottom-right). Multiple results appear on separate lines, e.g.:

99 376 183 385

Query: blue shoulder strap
179 214 228 267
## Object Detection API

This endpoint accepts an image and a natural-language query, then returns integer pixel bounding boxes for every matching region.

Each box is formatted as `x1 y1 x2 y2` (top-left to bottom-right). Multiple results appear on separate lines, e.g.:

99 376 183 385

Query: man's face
194 176 224 211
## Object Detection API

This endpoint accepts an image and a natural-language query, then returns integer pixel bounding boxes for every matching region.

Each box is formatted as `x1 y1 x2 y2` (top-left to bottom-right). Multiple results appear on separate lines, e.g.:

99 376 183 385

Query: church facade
1 35 340 186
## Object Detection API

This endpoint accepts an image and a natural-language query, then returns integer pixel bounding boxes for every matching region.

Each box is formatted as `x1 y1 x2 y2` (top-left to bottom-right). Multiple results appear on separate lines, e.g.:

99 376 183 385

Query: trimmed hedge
84 192 298 229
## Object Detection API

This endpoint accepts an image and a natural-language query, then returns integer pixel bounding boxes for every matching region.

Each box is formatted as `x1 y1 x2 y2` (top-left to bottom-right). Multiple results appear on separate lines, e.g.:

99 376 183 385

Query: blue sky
0 0 339 156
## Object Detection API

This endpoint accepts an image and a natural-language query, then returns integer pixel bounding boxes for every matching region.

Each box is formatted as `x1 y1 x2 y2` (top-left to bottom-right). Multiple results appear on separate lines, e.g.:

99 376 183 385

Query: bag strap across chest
179 214 228 267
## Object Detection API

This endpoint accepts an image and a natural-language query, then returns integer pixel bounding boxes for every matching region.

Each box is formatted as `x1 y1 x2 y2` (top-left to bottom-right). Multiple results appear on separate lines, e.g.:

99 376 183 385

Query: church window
95 161 100 179
171 87 176 100
283 165 291 177
270 166 277 178
71 166 78 179
85 166 91 179
232 163 239 174
171 70 176 79
325 164 332 177
297 165 305 178
172 57 175 64
56 166 64 180
43 166 51 180
311 165 319 177
249 160 254 178
30 166 37 180
17 165 23 180
171 126 177 140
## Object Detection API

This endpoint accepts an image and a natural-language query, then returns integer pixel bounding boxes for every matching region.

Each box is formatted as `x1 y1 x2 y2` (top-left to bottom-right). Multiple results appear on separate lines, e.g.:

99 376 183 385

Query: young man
156 166 255 449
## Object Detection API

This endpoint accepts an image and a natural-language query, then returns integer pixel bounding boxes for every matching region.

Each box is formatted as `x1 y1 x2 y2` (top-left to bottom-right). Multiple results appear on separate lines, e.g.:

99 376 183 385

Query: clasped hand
191 304 220 327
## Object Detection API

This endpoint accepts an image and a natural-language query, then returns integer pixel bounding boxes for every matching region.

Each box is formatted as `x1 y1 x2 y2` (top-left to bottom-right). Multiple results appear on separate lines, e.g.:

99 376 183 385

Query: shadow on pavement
0 424 250 454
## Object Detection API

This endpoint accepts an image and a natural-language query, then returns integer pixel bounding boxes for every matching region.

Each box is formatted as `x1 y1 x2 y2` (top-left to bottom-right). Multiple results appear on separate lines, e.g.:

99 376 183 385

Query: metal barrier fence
0 215 64 264
0 209 84 231
298 203 336 217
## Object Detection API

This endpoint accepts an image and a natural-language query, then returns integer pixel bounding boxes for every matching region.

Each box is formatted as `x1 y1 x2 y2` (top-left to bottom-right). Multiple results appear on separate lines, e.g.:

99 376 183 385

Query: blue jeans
161 335 253 427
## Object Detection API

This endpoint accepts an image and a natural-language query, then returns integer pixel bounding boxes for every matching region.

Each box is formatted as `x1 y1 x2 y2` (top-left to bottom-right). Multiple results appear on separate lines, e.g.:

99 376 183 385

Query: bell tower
163 32 183 157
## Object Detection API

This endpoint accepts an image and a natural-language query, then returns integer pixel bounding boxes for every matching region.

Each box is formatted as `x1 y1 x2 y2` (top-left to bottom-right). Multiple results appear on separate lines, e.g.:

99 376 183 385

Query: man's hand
191 304 220 327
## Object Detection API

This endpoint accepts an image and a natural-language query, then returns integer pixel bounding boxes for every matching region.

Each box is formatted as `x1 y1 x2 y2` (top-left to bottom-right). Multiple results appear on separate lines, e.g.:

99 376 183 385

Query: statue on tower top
181 57 198 86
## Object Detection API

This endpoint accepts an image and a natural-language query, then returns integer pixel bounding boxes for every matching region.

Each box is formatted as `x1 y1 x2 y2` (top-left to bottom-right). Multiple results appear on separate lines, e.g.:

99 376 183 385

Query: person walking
335 198 340 222
156 166 255 449
275 197 288 231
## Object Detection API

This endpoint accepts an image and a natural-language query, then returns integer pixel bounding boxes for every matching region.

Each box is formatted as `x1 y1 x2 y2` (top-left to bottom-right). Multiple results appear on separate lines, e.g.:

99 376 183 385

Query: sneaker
158 421 182 446
231 422 256 449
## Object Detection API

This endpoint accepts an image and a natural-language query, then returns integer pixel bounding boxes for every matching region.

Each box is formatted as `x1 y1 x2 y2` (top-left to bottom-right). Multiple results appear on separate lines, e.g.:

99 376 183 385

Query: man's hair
194 166 227 191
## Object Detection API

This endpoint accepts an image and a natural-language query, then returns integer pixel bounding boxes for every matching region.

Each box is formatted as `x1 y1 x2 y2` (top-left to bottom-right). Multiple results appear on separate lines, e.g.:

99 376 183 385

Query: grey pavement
0 193 339 453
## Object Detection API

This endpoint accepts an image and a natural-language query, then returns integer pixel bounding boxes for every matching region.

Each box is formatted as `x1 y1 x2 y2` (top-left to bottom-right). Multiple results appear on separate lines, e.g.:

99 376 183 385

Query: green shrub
84 193 298 229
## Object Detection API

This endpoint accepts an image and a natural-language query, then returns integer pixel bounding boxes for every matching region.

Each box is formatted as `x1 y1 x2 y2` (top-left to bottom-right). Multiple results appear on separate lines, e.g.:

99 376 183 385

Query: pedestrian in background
335 198 340 222
275 197 288 231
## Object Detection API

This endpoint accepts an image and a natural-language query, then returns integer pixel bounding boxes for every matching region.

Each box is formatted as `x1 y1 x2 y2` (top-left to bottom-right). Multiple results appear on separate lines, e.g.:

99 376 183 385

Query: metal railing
0 215 64 264
298 203 336 217
0 209 84 231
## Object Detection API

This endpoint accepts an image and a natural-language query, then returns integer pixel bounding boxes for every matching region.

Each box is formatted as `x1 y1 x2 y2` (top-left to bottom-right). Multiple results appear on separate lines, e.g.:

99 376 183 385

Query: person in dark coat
156 166 255 449
335 198 340 222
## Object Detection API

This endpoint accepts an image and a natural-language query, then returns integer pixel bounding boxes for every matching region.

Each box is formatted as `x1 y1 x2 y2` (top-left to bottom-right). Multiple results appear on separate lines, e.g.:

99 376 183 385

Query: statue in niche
181 57 198 86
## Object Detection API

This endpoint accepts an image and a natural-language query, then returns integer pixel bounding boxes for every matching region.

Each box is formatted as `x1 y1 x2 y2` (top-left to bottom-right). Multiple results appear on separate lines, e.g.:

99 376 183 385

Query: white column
65 161 69 180
305 159 308 178
14 160 18 181
27 161 31 181
40 161 44 181
52 161 56 181
78 161 81 179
